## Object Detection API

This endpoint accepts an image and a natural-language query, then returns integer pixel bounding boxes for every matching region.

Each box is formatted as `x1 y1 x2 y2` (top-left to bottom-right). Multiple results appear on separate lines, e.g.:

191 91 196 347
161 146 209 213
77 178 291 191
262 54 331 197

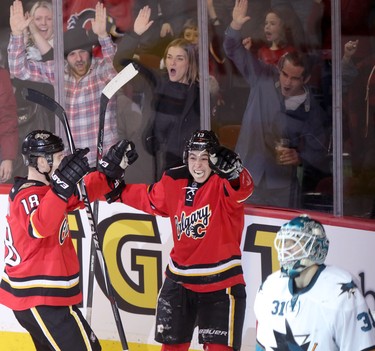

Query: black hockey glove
51 148 90 201
208 146 243 180
98 139 138 180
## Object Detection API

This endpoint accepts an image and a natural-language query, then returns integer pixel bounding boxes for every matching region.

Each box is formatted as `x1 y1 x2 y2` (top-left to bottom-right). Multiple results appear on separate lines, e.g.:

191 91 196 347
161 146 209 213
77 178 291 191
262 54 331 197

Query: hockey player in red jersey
0 130 136 350
99 130 254 351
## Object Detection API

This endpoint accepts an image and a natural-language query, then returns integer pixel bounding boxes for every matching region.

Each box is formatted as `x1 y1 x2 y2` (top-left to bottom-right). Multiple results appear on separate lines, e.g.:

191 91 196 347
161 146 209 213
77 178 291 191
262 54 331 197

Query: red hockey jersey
121 166 254 292
0 171 111 310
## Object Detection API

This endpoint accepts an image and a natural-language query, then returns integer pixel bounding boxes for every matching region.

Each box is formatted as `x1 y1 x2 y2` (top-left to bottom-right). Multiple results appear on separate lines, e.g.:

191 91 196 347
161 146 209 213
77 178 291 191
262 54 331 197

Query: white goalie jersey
254 265 375 351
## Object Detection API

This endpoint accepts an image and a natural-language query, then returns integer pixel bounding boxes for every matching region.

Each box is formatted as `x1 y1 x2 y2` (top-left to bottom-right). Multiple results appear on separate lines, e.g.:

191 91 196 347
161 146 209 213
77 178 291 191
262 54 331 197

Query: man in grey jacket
223 0 330 209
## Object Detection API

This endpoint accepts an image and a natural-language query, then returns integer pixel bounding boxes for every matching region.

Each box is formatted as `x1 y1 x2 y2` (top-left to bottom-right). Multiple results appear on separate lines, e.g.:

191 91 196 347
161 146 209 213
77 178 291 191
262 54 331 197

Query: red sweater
258 45 296 66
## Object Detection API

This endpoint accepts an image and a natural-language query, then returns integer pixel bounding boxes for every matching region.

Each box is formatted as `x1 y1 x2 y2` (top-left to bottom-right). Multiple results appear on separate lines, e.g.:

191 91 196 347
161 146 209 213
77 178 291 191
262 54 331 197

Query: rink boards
0 185 374 350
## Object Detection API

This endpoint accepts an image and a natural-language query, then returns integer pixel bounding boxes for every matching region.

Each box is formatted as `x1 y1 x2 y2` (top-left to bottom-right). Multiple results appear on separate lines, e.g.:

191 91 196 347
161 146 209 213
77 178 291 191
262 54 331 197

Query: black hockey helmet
183 130 219 163
22 130 64 168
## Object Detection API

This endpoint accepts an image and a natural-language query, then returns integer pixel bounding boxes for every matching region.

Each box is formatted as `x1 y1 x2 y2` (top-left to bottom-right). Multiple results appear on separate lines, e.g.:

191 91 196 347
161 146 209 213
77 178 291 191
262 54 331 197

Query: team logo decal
272 319 312 350
59 218 70 245
35 132 51 140
339 280 357 297
175 205 211 240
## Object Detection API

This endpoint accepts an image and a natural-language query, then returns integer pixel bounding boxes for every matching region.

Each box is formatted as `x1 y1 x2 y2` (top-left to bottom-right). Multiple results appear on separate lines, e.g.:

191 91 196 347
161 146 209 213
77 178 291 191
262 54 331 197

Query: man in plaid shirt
8 0 119 166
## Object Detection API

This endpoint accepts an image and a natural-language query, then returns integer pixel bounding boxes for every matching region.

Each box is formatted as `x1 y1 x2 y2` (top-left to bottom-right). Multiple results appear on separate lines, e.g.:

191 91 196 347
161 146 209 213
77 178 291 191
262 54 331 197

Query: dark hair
263 8 295 49
278 50 312 79
182 18 198 33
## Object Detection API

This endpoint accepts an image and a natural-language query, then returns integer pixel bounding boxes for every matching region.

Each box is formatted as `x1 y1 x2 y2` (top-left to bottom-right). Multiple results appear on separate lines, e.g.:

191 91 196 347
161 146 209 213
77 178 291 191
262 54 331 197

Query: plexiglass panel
1 0 374 219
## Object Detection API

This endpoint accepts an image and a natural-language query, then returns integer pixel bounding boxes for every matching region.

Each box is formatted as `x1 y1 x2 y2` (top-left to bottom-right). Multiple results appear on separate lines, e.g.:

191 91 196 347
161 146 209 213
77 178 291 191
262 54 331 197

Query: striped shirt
8 33 119 166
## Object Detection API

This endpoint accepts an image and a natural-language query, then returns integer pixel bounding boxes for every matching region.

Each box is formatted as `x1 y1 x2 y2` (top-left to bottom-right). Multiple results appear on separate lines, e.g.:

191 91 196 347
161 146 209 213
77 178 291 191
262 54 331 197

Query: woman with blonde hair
25 0 54 61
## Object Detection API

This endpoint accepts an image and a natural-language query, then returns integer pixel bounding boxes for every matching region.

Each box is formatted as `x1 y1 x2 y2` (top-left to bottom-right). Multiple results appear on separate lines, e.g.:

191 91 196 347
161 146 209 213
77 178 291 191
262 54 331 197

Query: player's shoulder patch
165 165 190 180
314 265 359 301
10 178 47 201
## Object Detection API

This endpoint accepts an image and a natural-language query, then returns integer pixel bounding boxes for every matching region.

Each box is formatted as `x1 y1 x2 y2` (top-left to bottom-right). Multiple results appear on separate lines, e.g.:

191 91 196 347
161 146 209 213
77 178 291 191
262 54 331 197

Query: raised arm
91 2 117 63
9 0 32 36
224 0 265 86
342 39 359 64
230 0 251 31
342 39 359 91
133 5 153 36
91 2 108 39
114 5 154 66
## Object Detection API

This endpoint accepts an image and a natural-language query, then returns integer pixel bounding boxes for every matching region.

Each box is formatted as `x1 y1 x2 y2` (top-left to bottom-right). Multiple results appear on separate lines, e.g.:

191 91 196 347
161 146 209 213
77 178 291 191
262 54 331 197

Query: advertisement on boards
1 189 375 350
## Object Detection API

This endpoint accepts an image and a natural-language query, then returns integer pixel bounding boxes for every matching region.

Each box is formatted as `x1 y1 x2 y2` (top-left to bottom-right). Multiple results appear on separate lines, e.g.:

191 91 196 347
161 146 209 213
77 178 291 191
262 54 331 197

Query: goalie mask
274 214 329 278
22 130 65 169
183 130 219 164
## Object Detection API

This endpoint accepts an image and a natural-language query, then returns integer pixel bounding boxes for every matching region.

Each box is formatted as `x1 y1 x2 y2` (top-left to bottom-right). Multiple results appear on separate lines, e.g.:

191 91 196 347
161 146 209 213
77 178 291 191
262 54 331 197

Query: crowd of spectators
1 0 375 215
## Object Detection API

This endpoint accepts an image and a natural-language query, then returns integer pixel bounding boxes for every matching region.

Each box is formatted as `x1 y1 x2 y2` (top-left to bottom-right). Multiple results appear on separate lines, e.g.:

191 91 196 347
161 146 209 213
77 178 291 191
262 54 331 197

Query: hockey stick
97 61 139 162
86 62 139 326
22 87 130 351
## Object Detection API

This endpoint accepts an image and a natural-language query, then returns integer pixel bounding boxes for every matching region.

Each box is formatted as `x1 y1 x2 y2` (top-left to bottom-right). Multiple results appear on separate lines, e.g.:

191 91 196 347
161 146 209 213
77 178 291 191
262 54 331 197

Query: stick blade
22 88 65 117
102 62 139 100
22 87 76 152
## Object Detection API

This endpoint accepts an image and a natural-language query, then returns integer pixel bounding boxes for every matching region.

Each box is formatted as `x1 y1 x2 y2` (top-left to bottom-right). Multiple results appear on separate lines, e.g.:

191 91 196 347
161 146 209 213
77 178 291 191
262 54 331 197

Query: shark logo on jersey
272 319 311 350
339 280 357 297
175 205 211 240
